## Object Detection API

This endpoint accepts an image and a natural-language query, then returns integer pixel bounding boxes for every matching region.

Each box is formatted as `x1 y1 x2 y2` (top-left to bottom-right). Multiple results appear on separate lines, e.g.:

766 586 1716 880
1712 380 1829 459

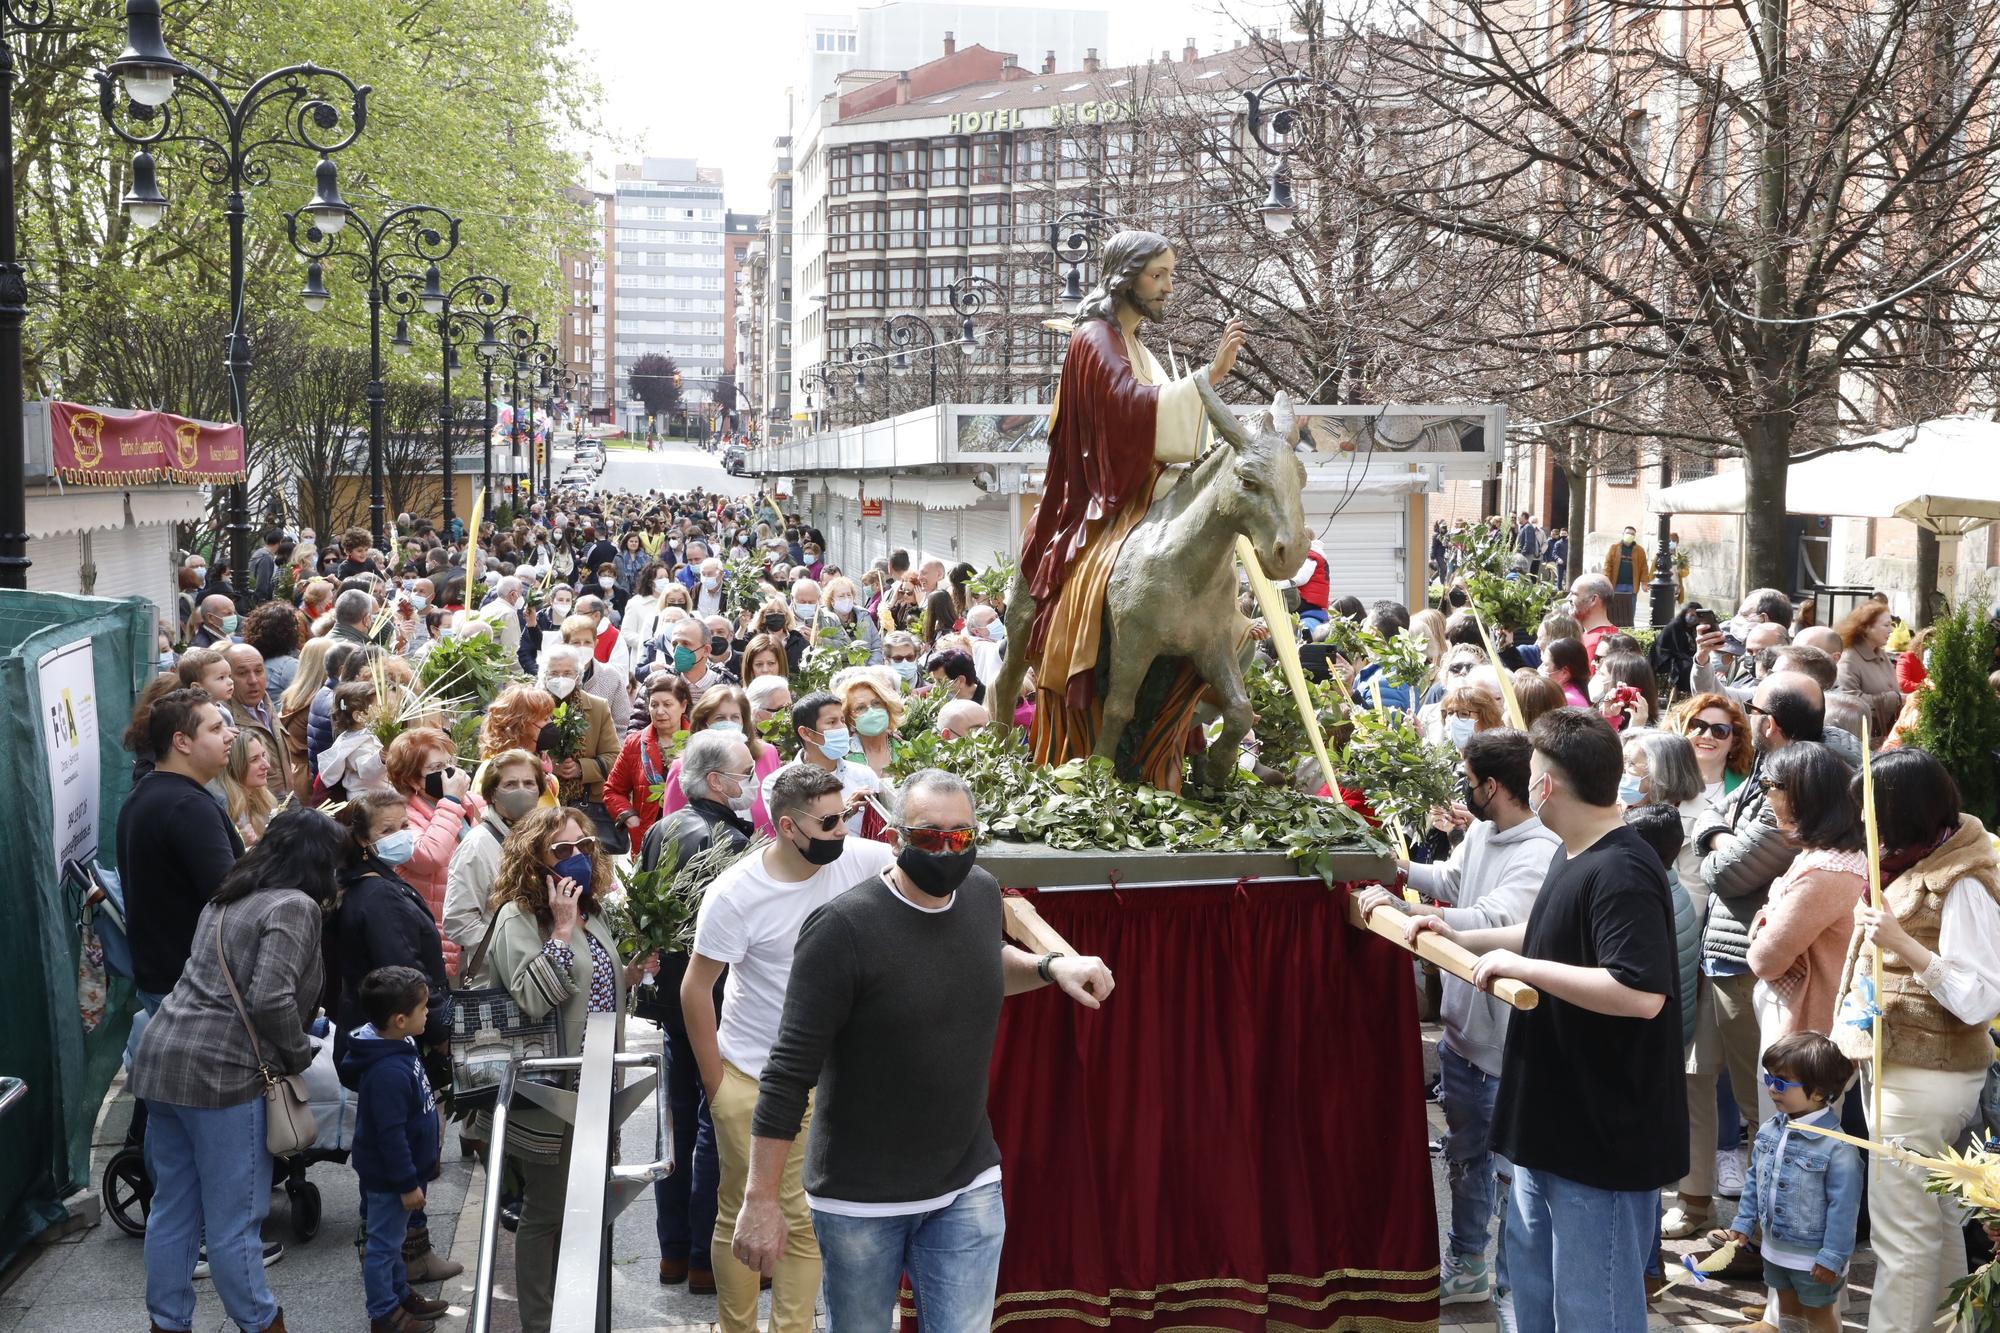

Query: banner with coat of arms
50 401 246 485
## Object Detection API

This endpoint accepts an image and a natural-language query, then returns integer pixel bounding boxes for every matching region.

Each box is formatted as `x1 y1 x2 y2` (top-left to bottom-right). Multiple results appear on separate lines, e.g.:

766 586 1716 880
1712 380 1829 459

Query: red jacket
1896 650 1926 694
603 726 675 843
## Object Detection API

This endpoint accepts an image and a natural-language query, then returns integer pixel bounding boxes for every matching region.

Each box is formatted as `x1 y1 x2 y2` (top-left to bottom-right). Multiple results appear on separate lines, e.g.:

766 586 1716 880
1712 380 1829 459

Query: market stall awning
1648 417 2000 535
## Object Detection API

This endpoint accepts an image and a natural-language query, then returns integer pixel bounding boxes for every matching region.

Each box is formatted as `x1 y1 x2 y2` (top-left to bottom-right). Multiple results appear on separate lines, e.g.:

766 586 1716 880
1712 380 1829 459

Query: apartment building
603 157 727 435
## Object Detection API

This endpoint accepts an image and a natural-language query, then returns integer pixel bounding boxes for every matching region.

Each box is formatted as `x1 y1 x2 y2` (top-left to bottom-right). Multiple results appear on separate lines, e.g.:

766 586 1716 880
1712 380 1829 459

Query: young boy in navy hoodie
342 965 451 1332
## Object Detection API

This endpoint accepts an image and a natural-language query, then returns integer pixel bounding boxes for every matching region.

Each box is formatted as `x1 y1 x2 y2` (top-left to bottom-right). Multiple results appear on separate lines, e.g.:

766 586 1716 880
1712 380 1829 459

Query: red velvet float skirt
909 879 1440 1332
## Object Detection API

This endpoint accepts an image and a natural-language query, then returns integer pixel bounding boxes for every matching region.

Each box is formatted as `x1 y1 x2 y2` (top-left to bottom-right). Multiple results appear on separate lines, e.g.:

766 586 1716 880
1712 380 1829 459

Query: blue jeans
143 1097 278 1333
811 1181 1006 1333
1502 1166 1652 1333
1438 1042 1503 1260
363 1189 413 1318
654 1025 719 1267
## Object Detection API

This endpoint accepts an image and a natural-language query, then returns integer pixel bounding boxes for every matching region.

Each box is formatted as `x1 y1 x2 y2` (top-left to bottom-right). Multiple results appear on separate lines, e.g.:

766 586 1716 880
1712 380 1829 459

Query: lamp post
883 313 939 403
1049 209 1109 306
1649 455 1678 628
799 363 843 433
287 203 458 550
1244 75 1355 237
476 312 536 503
0 0 56 588
514 338 557 501
431 271 509 531
99 0 368 596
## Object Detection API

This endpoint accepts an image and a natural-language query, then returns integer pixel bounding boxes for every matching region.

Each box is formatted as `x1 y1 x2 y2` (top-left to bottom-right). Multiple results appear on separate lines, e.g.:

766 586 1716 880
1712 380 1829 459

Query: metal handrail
466 1012 673 1333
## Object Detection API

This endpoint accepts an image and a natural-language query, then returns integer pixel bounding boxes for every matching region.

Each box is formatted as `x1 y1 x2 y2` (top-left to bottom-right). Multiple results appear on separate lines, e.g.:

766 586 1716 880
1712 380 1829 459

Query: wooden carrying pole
1346 896 1541 1011
1007 888 1539 1013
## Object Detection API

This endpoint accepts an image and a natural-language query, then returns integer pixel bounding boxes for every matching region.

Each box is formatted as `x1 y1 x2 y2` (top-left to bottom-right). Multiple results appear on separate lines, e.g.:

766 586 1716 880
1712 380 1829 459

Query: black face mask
897 844 977 897
423 769 448 801
1461 776 1493 823
710 636 731 658
790 824 845 866
762 613 786 632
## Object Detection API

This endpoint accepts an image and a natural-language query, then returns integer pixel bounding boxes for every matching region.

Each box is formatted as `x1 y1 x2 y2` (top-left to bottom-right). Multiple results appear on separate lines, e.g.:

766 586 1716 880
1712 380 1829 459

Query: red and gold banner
50 401 246 486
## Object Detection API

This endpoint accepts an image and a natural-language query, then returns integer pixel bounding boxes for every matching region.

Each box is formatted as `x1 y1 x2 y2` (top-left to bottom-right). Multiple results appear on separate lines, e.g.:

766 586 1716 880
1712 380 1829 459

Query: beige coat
1834 644 1902 741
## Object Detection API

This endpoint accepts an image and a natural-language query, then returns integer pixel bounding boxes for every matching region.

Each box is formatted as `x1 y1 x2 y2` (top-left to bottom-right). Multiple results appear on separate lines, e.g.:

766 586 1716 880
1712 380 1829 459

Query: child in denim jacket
1710 1031 1862 1333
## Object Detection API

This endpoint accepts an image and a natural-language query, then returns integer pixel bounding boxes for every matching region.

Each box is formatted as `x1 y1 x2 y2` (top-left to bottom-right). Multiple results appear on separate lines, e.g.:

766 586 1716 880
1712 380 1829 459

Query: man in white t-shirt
760 690 885 834
683 763 895 1333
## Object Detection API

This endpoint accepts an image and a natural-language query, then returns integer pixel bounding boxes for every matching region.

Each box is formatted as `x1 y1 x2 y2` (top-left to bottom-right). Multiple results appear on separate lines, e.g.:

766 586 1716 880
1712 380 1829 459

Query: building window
1016 136 1049 182
928 140 966 187
780 183 793 209
929 261 963 302
888 264 922 308
850 149 884 192
829 149 848 197
970 198 1007 245
971 135 1009 185
1059 137 1093 179
888 205 923 247
928 201 967 248
889 144 923 190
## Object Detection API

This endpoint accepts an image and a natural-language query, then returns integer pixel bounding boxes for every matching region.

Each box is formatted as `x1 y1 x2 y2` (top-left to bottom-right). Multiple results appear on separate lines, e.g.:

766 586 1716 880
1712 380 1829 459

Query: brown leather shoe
401 1290 451 1320
369 1309 428 1333
660 1256 690 1284
687 1265 716 1295
259 1311 287 1333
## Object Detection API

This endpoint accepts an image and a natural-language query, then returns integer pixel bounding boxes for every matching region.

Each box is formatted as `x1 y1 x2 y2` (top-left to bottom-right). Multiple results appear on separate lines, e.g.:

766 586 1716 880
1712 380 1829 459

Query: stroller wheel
287 1180 322 1242
104 1147 152 1237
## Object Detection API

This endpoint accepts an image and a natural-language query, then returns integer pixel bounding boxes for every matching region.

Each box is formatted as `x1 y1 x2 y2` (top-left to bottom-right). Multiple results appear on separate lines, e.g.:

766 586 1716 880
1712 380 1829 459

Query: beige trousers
711 1061 820 1333
1862 1062 1984 1333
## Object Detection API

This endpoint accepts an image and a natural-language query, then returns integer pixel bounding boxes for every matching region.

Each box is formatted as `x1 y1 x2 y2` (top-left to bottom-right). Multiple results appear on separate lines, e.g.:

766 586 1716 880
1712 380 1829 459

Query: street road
550 435 761 499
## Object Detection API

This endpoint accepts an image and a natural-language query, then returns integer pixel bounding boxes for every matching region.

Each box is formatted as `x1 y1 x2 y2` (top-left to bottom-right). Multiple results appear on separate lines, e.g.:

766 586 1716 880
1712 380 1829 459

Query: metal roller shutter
88 525 178 621
1310 497 1406 607
957 503 1013 569
921 508 959 566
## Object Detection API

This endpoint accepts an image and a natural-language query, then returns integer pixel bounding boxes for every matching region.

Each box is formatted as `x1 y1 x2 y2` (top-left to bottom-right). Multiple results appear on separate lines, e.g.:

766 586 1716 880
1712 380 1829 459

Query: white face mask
1446 715 1476 749
547 676 578 699
832 596 855 616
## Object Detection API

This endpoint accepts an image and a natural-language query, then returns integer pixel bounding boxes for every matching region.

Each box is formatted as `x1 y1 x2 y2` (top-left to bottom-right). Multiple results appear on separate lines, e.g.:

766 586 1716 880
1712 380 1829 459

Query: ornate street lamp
287 201 460 549
1244 75 1354 237
883 313 940 403
432 272 509 529
513 337 557 500
99 0 368 596
1048 208 1109 306
477 313 537 502
0 0 59 586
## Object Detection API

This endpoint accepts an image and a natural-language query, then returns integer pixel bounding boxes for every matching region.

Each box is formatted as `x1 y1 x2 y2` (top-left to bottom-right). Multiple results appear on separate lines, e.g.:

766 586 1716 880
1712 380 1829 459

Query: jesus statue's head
1076 230 1174 327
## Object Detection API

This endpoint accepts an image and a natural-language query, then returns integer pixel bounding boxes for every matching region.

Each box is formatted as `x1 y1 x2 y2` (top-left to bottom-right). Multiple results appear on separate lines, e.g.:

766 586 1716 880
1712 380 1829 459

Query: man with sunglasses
733 768 1114 1333
682 765 899 1333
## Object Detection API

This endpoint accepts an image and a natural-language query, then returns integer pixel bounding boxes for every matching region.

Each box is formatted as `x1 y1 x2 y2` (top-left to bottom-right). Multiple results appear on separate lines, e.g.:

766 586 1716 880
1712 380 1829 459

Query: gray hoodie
1408 815 1564 1077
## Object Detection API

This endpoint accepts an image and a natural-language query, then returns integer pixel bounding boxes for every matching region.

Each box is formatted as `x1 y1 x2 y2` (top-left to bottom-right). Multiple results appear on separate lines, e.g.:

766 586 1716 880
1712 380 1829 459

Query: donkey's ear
1251 410 1276 439
1272 391 1299 444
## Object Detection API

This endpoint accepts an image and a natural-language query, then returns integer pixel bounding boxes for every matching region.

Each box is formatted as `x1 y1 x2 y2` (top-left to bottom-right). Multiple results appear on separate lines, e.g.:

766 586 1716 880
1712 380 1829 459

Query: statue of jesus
999 229 1246 788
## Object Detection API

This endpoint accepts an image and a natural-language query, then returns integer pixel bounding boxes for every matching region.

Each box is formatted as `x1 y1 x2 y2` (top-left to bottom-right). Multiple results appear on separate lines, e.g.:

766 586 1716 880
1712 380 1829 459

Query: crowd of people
1349 570 2000 1332
112 474 2000 1333
120 481 1102 1333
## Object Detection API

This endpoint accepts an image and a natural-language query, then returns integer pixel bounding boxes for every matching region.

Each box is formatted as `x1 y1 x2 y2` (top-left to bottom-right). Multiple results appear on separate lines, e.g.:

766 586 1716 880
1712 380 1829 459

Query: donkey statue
993 377 1308 790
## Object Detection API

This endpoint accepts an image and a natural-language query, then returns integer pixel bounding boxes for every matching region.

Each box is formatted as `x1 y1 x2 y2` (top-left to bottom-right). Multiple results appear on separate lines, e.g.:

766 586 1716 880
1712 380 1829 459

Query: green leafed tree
1905 600 2000 819
629 351 684 419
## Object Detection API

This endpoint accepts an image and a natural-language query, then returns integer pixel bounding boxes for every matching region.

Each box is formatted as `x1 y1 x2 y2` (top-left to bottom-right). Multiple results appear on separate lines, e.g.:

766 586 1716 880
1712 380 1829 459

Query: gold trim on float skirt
896 1268 1441 1331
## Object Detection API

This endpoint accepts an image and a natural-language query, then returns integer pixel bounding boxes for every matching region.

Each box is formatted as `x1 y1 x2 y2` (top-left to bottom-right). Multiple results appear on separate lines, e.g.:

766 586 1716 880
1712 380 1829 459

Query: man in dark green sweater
733 769 1114 1333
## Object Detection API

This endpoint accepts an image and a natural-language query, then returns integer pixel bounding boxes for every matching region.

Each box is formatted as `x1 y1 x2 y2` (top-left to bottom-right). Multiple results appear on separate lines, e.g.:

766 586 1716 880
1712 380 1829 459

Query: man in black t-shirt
1409 708 1685 1332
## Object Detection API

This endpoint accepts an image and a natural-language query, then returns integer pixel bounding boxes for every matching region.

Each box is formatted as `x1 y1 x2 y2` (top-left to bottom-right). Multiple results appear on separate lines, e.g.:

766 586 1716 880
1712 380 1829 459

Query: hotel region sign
943 97 1149 136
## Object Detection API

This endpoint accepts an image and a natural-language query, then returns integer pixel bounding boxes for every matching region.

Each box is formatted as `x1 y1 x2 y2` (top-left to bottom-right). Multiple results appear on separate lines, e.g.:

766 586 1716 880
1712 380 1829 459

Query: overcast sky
567 0 1289 211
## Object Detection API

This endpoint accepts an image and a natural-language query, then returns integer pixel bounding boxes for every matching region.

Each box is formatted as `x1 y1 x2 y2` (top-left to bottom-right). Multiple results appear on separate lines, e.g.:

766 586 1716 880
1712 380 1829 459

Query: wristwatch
1036 951 1064 982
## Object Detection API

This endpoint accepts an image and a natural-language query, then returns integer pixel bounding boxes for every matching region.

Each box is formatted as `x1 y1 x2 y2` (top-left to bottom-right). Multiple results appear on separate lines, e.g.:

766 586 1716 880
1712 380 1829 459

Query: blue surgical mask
409 594 428 611
157 650 175 671
1445 715 1475 750
816 727 852 762
374 828 417 866
552 851 594 894
891 659 919 684
220 614 239 634
1619 774 1646 807
707 720 744 737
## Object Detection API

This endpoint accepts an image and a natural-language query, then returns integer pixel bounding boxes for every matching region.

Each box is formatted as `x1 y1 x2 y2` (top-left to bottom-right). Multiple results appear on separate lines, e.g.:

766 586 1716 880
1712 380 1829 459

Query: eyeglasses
1761 1072 1803 1094
550 837 599 859
901 824 977 854
794 810 845 834
1683 718 1736 740
1757 775 1786 795
1447 662 1475 675
1743 702 1769 718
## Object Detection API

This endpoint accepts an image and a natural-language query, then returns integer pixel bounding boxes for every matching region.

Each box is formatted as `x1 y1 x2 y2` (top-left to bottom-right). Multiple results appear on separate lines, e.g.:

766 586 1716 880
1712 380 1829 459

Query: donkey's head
1196 378 1309 580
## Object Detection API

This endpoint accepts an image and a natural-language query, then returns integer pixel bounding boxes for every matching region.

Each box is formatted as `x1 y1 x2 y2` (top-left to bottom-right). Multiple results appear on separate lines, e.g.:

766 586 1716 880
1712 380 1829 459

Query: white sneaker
1715 1149 1747 1198
1439 1252 1492 1306
1660 1205 1712 1238
192 1241 285 1280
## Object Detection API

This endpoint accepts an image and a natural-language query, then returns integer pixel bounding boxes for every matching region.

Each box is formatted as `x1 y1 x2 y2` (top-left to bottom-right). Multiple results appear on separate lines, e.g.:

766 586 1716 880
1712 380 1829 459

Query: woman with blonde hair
220 729 280 845
834 666 906 776
278 636 339 801
1409 607 1448 666
742 596 806 673
472 805 650 1333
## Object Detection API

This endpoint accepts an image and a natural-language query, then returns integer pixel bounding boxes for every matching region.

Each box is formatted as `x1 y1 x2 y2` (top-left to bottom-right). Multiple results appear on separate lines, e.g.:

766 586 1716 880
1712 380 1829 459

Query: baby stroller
104 1015 357 1241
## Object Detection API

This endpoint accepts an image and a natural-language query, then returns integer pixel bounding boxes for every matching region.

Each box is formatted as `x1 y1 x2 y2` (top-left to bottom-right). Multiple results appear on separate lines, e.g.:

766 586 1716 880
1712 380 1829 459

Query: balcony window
929 141 967 186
